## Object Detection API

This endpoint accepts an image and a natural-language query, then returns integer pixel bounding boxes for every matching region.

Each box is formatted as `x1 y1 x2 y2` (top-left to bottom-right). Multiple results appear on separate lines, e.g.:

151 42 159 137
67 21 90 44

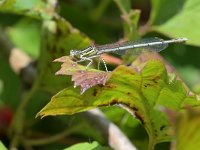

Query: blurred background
0 0 200 150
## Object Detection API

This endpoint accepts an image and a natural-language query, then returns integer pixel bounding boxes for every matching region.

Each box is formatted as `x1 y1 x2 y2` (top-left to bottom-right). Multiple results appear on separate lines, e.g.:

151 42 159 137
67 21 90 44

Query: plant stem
113 0 129 16
148 135 156 150
22 126 79 146
9 78 40 149
90 0 112 21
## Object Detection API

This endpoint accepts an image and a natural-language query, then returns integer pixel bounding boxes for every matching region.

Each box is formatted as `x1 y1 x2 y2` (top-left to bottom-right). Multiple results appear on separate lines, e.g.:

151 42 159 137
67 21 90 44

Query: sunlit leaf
64 141 111 150
0 141 7 150
167 109 200 150
150 0 200 46
38 60 200 149
0 0 54 19
7 18 41 58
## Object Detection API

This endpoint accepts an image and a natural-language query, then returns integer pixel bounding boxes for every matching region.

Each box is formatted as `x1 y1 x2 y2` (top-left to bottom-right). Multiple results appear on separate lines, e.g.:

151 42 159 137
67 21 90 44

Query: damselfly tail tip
177 37 188 43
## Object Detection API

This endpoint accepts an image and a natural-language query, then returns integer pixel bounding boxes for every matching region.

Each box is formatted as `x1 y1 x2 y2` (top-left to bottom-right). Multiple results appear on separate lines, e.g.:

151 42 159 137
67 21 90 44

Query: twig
9 79 39 149
113 0 129 16
90 0 112 21
22 126 79 146
84 109 137 150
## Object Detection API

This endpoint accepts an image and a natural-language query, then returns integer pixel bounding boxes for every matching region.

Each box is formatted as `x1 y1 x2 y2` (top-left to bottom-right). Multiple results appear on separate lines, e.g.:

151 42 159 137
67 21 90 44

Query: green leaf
0 0 54 19
0 141 7 150
150 0 185 25
7 18 41 58
169 109 200 150
150 0 200 46
64 141 111 150
38 60 200 149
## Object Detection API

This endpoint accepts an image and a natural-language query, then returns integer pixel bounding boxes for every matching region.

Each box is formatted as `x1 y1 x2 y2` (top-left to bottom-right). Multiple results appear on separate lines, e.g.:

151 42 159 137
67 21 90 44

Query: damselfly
70 37 187 71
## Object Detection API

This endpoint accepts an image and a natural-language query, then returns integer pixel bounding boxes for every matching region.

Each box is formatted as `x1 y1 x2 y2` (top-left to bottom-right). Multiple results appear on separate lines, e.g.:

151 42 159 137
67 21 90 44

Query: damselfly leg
97 56 108 72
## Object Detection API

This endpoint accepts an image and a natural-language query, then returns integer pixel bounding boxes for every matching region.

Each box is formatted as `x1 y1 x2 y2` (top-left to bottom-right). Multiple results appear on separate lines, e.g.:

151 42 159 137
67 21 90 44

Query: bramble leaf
37 60 200 149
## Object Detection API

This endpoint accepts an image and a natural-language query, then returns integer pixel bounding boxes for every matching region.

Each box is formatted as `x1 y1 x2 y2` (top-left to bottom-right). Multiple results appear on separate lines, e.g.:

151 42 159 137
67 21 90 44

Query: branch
84 109 137 150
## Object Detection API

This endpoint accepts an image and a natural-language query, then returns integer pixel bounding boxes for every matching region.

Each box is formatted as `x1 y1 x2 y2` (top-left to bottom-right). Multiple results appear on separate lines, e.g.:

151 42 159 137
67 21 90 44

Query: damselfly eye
70 50 76 57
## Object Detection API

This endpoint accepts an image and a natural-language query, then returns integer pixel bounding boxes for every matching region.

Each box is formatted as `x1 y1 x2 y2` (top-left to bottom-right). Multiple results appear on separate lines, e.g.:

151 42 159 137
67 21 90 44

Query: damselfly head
70 50 78 57
70 49 81 61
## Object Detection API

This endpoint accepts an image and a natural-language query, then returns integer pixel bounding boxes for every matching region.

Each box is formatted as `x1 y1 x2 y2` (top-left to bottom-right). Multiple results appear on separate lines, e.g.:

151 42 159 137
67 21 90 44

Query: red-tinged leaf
54 56 110 94
72 71 109 94
54 56 85 75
